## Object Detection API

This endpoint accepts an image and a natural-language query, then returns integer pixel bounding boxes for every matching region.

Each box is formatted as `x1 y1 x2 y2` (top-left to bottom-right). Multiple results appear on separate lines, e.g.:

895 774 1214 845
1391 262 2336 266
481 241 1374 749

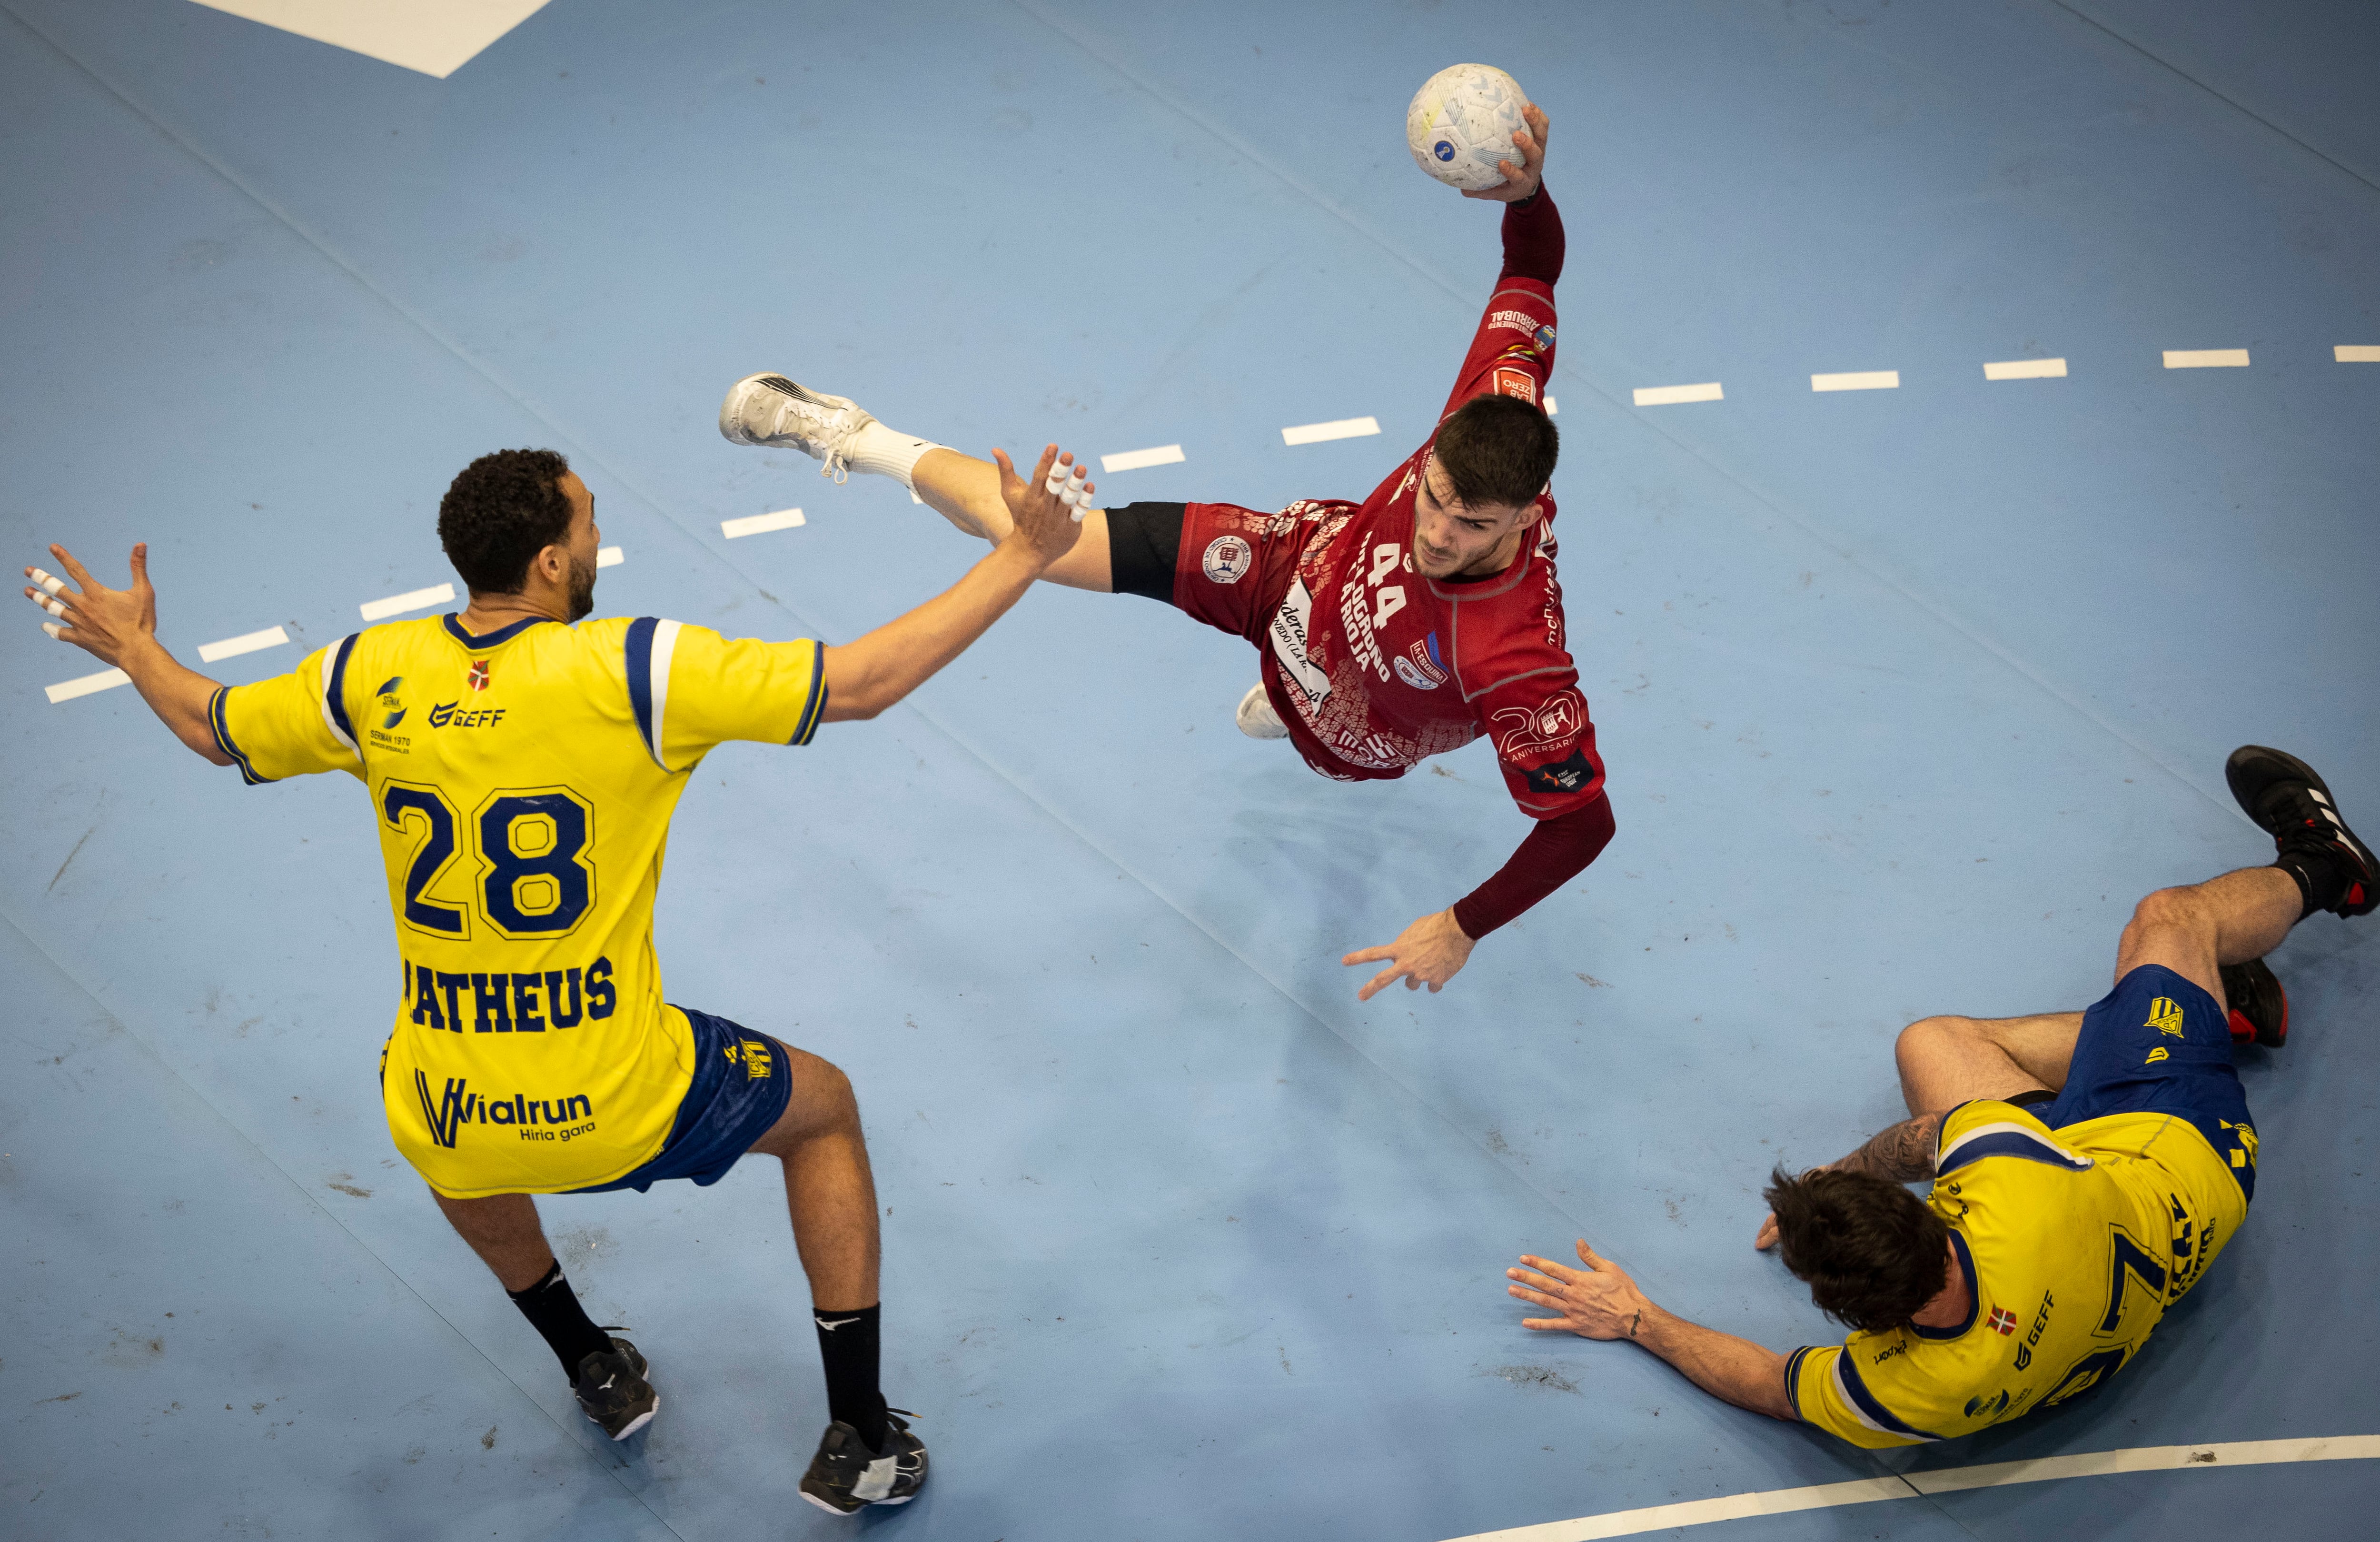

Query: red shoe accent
2228 1009 2255 1044
2349 881 2367 910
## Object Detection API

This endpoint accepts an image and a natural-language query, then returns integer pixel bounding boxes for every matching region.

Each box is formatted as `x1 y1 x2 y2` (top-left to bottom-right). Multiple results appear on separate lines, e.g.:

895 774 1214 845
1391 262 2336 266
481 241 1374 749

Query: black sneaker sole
2219 957 2288 1048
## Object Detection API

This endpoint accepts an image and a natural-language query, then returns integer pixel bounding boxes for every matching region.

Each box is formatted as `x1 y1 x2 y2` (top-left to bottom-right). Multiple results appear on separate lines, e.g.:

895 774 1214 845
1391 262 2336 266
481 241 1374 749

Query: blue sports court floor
5 2 2378 1538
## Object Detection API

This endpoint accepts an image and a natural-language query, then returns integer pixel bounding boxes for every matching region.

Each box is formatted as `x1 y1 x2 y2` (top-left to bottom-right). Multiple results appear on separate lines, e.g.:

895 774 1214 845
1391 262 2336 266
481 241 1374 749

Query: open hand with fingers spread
991 445 1091 571
1507 1240 1656 1341
1461 102 1549 203
24 542 160 669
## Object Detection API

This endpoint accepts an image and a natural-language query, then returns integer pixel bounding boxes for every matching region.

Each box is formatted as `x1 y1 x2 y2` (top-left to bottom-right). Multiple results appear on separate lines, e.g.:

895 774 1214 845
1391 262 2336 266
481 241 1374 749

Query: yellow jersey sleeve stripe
208 685 270 785
789 640 826 746
318 633 362 759
1782 1345 1814 1420
624 617 684 773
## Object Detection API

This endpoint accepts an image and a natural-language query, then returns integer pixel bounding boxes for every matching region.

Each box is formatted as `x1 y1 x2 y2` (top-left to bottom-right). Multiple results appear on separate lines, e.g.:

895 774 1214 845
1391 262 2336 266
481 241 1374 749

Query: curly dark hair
1430 393 1558 511
438 448 575 595
1765 1166 1951 1333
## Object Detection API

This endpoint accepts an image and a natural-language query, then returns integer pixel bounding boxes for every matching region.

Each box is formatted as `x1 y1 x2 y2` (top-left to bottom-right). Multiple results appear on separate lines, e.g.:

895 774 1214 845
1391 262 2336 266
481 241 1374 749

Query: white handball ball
1406 63 1530 192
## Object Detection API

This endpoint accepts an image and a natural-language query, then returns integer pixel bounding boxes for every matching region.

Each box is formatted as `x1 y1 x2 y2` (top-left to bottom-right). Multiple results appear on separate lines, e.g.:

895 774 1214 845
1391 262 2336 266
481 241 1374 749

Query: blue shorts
570 1007 793 1194
2043 964 2258 1201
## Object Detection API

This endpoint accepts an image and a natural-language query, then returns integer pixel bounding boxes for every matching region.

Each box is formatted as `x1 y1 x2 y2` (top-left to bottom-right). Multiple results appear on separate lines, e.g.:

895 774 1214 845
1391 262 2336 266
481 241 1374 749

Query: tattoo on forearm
1627 1310 1642 1341
1842 1113 1942 1183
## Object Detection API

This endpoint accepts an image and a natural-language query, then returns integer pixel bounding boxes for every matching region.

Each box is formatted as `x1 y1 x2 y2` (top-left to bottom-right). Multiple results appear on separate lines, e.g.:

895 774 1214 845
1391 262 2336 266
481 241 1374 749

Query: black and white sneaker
799 1408 928 1514
718 373 875 481
572 1336 658 1441
2226 746 2377 917
2219 957 2289 1048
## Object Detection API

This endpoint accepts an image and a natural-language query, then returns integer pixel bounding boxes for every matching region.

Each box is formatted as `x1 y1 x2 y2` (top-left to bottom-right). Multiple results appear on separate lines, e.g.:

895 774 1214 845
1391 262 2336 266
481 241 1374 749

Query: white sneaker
1236 682 1289 739
718 374 876 482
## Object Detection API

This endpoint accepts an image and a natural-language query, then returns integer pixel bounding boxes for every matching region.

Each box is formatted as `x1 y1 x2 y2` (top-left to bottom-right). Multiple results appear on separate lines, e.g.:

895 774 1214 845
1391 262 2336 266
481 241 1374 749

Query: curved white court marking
1812 370 1900 392
721 509 804 539
1634 382 1724 406
1984 358 2068 380
359 582 455 621
2165 348 2251 368
2338 345 2380 363
1282 416 1381 446
1441 1434 2380 1542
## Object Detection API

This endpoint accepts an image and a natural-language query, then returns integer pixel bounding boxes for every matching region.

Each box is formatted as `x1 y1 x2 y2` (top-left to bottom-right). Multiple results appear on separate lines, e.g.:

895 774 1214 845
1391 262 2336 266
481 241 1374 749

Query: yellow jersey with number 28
211 612 825 1198
1785 1096 2247 1447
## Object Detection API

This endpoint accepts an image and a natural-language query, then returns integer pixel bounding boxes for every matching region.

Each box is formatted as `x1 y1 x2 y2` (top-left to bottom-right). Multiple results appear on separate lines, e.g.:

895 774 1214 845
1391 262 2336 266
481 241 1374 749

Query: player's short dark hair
438 448 575 595
1764 1166 1951 1333
1430 394 1558 512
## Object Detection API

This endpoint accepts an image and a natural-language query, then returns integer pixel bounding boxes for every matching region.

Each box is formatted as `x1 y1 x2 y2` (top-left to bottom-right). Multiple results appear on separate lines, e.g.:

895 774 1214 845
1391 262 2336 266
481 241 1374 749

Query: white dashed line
596 545 623 567
196 626 289 663
1281 417 1380 446
2164 348 2250 369
1633 382 1724 407
1099 445 1185 474
721 508 805 539
1812 370 1899 393
2337 345 2380 363
1984 358 2067 380
359 582 456 622
1544 395 1557 415
44 667 131 705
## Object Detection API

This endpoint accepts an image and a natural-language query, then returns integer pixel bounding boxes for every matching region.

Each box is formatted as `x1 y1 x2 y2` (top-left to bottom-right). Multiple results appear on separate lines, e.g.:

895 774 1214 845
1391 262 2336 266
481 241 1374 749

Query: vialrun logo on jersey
414 1071 596 1149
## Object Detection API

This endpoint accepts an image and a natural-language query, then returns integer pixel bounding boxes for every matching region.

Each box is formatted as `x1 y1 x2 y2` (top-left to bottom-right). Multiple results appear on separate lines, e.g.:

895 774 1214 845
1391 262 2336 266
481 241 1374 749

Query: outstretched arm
1342 796 1615 1001
1752 1113 1941 1251
819 444 1086 721
24 544 231 766
1507 1240 1796 1422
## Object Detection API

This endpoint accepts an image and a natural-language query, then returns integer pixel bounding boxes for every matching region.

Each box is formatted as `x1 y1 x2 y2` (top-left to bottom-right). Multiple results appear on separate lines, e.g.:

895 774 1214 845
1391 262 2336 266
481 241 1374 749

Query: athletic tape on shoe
30 568 65 597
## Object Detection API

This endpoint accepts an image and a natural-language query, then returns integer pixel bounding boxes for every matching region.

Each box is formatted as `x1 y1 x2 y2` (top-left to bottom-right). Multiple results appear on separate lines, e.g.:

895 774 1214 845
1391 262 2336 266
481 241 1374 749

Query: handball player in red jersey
721 105 1607 1000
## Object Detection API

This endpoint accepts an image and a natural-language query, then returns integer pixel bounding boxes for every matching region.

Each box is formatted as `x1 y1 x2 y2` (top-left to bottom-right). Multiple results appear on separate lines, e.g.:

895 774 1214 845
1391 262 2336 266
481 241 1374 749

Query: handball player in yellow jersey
1500 750 2373 1445
23 439 1092 1512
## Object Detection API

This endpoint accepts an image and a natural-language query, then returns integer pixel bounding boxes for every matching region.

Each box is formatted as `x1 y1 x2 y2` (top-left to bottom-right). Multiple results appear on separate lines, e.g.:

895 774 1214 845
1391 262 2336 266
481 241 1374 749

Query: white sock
846 421 942 489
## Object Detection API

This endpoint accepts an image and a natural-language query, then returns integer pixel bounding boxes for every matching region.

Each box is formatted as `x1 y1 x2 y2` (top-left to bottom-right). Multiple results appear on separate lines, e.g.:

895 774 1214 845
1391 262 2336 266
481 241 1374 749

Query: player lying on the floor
1500 746 2374 1444
718 104 1611 1002
22 440 1087 1513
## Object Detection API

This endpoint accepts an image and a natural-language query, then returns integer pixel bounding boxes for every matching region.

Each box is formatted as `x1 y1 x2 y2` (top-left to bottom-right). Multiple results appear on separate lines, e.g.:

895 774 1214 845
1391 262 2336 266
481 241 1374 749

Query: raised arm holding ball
718 90 1611 1001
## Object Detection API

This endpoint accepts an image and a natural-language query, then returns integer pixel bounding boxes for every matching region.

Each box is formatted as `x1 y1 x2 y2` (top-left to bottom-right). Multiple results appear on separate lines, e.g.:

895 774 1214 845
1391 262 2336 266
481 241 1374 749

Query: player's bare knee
2122 886 2210 951
1895 1015 1973 1071
784 1045 863 1135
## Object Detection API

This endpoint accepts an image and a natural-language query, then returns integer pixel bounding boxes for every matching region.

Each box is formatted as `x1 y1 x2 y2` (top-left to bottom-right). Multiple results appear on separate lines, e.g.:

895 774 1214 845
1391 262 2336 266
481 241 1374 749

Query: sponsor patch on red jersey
1492 366 1539 404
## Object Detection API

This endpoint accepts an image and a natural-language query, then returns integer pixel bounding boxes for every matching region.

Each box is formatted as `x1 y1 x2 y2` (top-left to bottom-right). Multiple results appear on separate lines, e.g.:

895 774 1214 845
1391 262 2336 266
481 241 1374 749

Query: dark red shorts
1105 500 1393 783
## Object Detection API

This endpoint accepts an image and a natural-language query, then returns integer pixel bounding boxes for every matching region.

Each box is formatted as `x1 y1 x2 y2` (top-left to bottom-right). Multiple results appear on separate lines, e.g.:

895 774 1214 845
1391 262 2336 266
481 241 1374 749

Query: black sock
2275 850 2347 919
813 1303 885 1450
507 1262 613 1380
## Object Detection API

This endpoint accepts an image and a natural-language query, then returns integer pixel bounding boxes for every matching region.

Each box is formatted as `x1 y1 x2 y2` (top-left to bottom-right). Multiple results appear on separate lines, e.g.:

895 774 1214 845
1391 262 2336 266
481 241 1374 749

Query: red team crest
467 659 491 692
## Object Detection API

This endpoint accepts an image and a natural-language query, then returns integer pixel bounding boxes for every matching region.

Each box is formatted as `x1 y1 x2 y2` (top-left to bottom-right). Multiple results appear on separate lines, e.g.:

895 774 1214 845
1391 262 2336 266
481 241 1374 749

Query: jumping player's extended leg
910 448 1114 592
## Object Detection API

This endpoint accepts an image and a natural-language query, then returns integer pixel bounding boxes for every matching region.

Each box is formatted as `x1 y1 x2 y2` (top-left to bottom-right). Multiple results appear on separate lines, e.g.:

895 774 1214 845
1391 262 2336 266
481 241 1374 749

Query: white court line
359 582 455 622
721 508 805 539
2338 345 2380 363
1545 395 1557 415
1100 444 1185 474
1812 370 1899 393
596 545 623 568
2165 348 2250 368
44 667 132 705
1442 1433 2380 1542
1281 417 1380 446
197 625 288 663
1984 357 2067 380
1634 382 1724 407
